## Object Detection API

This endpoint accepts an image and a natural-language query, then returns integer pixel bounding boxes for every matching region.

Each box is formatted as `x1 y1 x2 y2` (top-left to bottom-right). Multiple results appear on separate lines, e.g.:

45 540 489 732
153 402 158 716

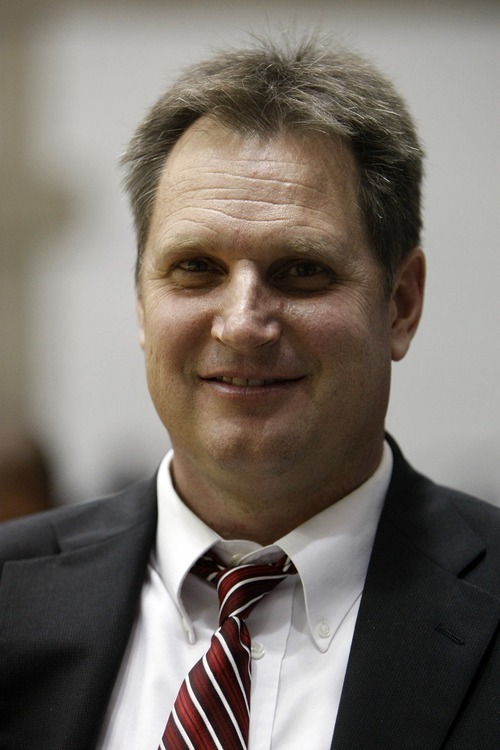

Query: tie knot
192 552 297 624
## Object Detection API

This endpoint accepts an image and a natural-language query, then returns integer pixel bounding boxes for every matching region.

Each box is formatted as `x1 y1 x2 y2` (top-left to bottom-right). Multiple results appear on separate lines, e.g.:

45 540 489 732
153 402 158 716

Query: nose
211 265 281 352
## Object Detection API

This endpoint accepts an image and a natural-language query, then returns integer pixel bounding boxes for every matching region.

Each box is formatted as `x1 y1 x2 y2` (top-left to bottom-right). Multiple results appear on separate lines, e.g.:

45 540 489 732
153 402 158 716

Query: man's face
137 119 418 496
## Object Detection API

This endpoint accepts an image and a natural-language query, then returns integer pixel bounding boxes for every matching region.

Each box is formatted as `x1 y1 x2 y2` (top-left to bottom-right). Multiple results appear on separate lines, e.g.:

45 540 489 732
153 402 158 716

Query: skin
137 118 425 544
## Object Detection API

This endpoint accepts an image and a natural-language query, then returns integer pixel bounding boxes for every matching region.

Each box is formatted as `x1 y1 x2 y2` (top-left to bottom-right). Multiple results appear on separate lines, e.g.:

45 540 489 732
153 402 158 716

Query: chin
203 429 304 477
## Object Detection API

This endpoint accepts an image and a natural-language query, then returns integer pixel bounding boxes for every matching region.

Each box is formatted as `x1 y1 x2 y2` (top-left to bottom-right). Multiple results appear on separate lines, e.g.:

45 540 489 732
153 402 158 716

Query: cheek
303 302 391 381
297 302 367 352
142 299 209 371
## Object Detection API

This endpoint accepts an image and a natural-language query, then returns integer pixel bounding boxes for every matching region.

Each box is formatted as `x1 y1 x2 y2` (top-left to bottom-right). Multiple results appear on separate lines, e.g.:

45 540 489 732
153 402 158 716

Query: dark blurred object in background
0 423 56 522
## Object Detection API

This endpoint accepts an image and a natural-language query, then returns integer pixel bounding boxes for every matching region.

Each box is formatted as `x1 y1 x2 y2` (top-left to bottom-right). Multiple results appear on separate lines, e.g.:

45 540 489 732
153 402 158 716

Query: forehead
146 118 366 253
161 117 359 190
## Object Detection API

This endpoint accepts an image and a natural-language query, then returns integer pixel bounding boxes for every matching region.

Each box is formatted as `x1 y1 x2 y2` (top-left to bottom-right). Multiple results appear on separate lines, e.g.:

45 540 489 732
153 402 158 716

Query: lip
211 375 293 387
200 374 305 391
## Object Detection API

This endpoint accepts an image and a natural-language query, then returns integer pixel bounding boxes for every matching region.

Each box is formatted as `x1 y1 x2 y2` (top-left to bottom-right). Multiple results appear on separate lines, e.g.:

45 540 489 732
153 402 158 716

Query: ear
390 248 425 362
136 297 145 350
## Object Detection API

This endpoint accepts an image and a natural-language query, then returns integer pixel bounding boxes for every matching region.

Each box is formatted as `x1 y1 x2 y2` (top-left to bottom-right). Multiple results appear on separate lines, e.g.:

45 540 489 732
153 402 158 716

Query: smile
214 376 283 386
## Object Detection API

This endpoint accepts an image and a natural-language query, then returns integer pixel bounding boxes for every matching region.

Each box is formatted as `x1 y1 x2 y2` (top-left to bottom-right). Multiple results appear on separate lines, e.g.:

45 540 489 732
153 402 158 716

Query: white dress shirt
97 442 392 749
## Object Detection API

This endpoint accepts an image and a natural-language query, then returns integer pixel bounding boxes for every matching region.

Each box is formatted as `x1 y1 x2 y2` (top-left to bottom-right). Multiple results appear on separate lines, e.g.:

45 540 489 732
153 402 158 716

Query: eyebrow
280 237 350 262
154 234 351 265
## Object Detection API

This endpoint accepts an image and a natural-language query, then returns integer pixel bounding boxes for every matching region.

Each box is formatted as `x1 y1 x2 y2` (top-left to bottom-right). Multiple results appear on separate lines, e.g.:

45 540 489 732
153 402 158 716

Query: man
1 34 499 749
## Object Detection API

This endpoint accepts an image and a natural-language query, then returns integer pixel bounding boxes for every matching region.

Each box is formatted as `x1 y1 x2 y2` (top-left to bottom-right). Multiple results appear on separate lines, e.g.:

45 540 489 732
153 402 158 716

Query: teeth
217 376 276 386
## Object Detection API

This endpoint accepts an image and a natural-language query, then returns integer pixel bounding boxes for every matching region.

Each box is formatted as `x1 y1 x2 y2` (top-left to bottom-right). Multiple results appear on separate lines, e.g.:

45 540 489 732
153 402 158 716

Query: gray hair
122 34 424 292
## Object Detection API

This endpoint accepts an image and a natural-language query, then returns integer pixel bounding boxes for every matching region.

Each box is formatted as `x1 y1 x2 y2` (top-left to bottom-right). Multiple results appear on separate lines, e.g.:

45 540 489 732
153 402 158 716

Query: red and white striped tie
159 552 296 749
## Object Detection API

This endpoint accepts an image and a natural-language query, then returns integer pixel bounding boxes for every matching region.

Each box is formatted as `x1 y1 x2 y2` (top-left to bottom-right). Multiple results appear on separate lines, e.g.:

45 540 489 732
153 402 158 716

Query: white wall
13 0 500 502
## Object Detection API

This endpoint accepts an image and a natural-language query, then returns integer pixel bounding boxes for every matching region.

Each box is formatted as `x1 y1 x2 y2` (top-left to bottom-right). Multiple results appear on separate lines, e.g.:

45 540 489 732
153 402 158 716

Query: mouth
213 376 286 387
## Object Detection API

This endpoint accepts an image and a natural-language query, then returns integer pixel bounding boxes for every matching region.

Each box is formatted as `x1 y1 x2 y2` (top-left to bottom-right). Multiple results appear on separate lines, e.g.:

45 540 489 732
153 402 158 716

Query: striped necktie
159 551 296 750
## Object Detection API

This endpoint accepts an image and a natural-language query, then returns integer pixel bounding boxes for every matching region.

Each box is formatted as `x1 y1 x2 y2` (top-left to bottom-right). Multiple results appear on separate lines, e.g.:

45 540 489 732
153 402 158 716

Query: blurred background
1 0 499 513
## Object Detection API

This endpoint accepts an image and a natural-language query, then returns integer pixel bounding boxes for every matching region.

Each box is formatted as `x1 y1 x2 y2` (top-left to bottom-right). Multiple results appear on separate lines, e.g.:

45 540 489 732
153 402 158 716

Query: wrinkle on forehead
145 116 370 268
162 115 359 191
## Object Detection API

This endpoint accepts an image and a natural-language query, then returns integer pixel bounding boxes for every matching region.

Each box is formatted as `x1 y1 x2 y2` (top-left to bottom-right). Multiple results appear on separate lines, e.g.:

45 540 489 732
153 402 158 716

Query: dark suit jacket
1 440 499 749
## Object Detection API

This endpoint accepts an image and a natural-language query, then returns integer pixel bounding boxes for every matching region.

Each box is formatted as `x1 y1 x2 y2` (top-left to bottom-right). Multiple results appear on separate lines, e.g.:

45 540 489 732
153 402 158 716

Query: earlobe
390 248 425 362
136 298 146 350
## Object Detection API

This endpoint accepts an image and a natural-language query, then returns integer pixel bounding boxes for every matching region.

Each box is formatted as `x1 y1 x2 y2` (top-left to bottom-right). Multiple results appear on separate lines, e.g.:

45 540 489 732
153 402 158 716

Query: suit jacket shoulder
0 476 158 750
0 475 157 560
332 438 500 749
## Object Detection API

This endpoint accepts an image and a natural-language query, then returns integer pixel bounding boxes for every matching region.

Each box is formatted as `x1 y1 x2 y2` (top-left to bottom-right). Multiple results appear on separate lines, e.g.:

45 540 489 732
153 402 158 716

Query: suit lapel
331 442 500 749
0 477 157 750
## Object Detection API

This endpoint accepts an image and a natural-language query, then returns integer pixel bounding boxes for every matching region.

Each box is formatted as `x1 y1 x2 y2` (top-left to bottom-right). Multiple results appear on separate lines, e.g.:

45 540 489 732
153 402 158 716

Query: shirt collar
154 443 392 651
154 451 220 642
278 441 392 650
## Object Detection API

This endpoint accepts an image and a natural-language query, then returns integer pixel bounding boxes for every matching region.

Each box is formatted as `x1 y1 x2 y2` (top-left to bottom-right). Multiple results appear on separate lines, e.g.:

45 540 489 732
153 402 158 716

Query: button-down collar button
317 620 331 639
251 642 265 659
181 616 196 644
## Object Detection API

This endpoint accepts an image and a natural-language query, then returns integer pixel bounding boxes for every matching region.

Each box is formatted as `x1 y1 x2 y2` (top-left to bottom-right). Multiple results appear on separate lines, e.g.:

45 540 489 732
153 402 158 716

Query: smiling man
1 34 499 750
136 121 420 545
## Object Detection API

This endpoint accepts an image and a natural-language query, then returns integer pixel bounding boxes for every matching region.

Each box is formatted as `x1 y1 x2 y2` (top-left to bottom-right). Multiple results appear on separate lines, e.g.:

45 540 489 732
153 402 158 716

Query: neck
169 446 382 545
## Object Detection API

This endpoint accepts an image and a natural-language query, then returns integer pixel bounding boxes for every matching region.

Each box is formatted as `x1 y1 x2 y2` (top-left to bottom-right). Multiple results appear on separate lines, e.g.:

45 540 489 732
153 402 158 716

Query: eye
273 259 334 292
288 261 325 277
177 258 212 273
169 257 223 289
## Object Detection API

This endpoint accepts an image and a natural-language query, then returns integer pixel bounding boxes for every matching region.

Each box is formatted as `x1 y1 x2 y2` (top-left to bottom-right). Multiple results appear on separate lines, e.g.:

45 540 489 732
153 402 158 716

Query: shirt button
251 642 265 659
317 620 331 639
